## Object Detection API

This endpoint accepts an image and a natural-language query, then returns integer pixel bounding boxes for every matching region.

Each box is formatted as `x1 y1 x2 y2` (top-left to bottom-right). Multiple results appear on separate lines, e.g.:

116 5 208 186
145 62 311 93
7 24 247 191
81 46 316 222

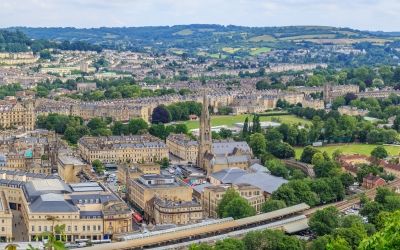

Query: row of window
32 225 102 232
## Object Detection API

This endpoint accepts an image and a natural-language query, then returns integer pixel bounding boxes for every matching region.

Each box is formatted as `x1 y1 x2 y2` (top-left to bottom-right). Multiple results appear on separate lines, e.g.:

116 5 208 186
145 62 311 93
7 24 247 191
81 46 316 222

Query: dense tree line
151 101 202 123
289 106 399 145
0 30 102 53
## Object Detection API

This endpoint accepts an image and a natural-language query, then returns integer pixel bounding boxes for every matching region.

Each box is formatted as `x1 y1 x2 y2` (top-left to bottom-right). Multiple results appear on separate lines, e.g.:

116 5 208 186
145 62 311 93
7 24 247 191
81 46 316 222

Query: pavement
12 210 28 242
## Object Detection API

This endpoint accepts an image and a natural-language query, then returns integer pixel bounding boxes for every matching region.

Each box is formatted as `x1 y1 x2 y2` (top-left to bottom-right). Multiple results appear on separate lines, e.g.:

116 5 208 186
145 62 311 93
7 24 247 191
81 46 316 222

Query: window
83 226 85 231
38 226 41 232
32 226 34 232
68 226 71 232
74 226 78 232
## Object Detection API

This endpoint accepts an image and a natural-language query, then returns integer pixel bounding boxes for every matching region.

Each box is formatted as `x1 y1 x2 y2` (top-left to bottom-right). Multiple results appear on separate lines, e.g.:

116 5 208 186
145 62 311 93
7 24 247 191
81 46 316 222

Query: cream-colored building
0 52 38 65
201 184 265 218
302 98 325 110
0 191 13 242
0 178 132 242
150 197 203 225
128 174 193 212
78 135 168 164
0 100 35 131
338 106 369 116
166 134 198 163
57 154 87 183
117 163 160 187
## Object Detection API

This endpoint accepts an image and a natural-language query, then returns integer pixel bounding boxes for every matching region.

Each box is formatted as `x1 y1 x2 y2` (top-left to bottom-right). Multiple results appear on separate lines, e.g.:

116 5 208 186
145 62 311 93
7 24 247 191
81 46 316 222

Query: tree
311 152 325 166
344 92 358 105
128 118 149 134
249 133 266 157
160 157 169 168
243 229 305 250
222 197 255 219
359 210 400 250
152 105 172 124
252 115 261 133
215 238 245 250
242 117 249 138
261 200 287 213
326 237 352 250
87 117 107 131
309 206 340 236
300 146 320 164
188 243 212 250
392 115 400 132
217 188 240 217
92 159 105 175
267 142 295 159
265 129 283 142
370 146 388 160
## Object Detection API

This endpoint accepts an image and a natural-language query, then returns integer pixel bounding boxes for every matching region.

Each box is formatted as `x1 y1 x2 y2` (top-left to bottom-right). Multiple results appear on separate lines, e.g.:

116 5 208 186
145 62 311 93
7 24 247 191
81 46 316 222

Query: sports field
183 114 311 130
294 144 400 159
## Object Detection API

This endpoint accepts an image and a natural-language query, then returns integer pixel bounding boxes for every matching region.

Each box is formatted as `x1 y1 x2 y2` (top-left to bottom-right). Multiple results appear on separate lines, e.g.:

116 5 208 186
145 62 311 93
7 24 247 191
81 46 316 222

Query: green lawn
250 47 271 55
182 114 311 130
294 144 400 159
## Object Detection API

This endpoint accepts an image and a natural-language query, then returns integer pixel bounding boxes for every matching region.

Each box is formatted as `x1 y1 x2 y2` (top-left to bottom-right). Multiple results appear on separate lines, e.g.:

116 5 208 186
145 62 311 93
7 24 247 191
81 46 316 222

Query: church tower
198 91 212 170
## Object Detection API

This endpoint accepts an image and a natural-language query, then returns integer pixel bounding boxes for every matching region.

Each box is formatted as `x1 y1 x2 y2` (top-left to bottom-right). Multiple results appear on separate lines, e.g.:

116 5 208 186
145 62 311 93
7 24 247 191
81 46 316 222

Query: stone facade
0 100 35 131
78 135 168 164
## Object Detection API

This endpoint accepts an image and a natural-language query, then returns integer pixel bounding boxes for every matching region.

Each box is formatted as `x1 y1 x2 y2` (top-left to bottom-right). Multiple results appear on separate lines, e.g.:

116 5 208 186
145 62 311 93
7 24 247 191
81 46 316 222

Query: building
362 174 386 189
57 154 87 183
117 163 160 187
209 168 288 197
150 197 203 225
0 100 35 131
201 183 265 218
0 191 12 242
302 98 325 110
78 135 168 164
0 178 132 242
166 134 198 163
128 174 193 212
338 106 369 116
76 82 97 92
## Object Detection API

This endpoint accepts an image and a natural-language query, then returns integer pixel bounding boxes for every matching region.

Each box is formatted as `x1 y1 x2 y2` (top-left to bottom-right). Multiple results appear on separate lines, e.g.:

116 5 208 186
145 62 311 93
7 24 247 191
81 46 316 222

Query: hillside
10 25 398 54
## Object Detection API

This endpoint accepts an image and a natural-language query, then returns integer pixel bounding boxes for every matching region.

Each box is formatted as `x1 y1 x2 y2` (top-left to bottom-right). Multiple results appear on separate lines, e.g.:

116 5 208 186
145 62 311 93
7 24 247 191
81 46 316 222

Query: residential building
166 134 198 163
0 100 35 131
362 174 386 189
117 163 160 187
78 135 168 164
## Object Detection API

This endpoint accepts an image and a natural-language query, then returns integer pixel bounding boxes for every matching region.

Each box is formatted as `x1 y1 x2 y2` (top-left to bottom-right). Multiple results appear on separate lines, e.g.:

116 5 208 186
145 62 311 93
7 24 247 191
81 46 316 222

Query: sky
0 0 400 31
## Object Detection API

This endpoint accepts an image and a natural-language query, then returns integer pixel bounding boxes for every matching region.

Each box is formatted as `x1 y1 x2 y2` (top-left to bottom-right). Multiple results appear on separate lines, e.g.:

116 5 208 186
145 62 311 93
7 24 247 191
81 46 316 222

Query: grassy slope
294 144 400 159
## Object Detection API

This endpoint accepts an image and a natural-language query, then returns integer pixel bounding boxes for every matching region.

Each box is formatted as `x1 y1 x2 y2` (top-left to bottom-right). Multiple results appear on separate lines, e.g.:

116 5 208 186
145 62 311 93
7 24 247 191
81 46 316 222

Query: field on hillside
294 144 400 159
250 47 271 55
182 114 311 130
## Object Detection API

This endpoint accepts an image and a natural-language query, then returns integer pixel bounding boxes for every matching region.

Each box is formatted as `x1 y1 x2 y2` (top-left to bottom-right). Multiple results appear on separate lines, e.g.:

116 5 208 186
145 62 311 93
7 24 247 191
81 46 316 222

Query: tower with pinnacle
198 91 212 170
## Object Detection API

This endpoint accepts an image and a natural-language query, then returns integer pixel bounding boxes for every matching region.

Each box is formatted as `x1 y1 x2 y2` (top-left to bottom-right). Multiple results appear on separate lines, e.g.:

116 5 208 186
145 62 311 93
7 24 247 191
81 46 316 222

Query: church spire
198 90 212 170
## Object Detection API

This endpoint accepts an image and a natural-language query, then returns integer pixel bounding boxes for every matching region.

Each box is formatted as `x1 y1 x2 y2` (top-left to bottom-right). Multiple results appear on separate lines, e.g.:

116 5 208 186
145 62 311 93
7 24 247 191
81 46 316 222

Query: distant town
0 24 400 250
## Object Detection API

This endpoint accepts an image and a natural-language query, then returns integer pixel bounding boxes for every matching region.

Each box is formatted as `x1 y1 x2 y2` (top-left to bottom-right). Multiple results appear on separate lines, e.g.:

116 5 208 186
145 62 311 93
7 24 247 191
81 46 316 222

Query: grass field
173 29 193 36
222 47 241 54
250 47 271 55
182 114 311 130
249 34 276 42
294 144 400 159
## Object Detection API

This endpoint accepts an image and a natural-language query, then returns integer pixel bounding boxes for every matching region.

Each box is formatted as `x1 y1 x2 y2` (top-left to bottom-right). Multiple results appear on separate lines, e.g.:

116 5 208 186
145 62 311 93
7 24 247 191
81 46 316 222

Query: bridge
283 159 315 178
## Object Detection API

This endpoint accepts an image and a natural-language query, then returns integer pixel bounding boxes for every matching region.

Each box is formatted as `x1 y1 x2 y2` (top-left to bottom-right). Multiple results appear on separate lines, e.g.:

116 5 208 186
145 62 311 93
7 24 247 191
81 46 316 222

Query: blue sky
0 0 399 31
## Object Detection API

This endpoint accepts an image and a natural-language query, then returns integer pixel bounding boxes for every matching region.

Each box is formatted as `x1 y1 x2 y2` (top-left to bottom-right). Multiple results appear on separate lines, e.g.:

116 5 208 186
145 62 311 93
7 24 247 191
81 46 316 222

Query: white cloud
0 0 399 31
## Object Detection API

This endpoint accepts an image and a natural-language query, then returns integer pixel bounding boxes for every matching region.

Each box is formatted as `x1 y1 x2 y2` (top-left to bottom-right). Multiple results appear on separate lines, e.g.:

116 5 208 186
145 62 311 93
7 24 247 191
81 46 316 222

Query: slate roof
29 193 78 213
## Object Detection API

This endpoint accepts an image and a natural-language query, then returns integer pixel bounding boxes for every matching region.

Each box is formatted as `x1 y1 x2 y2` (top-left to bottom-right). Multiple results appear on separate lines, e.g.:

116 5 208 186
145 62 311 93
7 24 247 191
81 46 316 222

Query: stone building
0 100 35 131
78 135 168 164
57 154 87 183
149 197 203 225
166 134 198 163
0 177 132 242
201 183 265 218
128 174 193 212
0 191 12 242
